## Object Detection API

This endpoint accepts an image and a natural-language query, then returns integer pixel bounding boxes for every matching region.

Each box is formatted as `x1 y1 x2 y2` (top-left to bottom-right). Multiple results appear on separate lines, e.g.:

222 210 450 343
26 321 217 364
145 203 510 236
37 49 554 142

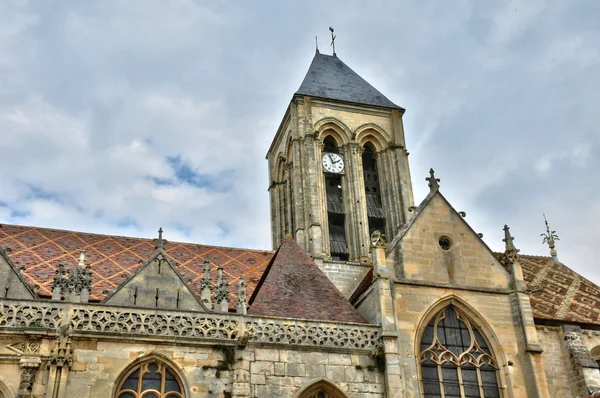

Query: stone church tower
267 50 414 262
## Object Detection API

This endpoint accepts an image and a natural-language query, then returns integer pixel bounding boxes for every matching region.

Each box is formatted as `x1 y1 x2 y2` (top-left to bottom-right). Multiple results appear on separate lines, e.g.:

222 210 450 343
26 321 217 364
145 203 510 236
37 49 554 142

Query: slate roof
0 223 274 306
248 235 367 323
295 51 403 110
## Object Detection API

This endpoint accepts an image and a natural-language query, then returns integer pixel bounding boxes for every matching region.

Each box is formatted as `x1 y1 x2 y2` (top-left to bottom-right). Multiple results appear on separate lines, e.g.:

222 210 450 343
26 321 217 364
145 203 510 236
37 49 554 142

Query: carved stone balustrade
0 298 381 353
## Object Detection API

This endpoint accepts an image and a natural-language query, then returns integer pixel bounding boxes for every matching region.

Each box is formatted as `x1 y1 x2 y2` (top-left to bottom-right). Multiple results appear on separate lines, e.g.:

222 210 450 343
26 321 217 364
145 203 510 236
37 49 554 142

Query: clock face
322 152 344 173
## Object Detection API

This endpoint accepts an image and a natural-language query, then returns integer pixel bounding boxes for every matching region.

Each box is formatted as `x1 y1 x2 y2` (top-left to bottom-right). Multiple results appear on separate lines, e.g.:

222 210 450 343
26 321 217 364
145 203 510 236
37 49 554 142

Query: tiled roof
0 223 274 306
519 254 600 325
248 235 368 323
348 252 600 326
296 52 403 110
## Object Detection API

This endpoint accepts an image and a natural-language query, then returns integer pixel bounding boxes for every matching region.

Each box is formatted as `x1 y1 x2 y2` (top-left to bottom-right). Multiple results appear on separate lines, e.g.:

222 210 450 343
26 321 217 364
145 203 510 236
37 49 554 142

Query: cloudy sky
1 1 599 284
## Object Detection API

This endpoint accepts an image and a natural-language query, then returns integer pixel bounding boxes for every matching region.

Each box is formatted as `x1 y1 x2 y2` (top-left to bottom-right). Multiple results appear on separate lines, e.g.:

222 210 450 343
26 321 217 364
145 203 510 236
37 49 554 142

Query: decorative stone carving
246 319 381 350
7 338 40 355
65 251 92 303
51 252 92 303
0 303 64 329
499 224 520 269
200 260 212 310
214 266 230 313
17 357 41 398
370 230 386 248
48 325 73 368
51 264 68 301
0 300 382 352
236 277 248 315
426 168 440 192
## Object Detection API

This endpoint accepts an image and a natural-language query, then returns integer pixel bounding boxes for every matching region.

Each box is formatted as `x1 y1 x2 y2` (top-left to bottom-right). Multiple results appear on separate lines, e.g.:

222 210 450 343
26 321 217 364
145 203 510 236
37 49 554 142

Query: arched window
115 359 184 398
362 143 386 237
322 136 348 261
419 306 501 398
297 379 348 398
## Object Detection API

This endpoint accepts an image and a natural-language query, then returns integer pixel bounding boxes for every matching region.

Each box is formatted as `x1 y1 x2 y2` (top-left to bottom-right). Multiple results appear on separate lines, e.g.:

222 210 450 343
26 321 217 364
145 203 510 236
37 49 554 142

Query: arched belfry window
419 306 501 398
323 136 348 260
115 359 184 398
362 143 386 236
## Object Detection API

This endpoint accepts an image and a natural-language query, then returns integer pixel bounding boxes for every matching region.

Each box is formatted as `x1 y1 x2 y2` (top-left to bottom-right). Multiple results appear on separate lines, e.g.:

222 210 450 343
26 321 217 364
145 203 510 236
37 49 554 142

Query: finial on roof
315 36 319 53
502 225 520 265
426 168 440 192
78 250 86 268
541 214 559 261
329 26 337 57
236 277 248 315
153 227 166 251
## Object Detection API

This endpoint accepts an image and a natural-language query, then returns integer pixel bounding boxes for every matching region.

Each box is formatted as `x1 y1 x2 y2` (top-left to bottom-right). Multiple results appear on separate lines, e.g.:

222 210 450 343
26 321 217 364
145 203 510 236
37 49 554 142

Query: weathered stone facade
1 49 600 398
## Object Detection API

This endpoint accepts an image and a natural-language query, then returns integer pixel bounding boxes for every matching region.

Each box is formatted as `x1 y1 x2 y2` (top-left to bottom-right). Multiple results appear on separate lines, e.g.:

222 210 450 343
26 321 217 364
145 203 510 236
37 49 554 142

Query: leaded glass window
419 306 501 398
116 359 184 398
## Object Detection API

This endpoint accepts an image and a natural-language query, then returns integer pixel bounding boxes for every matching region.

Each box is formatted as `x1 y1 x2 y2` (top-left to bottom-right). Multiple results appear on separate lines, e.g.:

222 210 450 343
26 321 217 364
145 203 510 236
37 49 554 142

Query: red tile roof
248 235 367 323
348 252 600 326
0 223 274 306
519 254 600 325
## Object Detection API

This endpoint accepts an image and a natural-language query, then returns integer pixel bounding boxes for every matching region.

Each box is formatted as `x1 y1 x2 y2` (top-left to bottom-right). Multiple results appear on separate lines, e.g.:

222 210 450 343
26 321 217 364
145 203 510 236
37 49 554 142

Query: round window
439 236 452 251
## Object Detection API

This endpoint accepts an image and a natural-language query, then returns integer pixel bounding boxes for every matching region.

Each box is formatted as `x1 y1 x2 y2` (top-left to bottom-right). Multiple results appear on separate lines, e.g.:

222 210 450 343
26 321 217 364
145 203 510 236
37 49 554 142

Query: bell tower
267 49 414 261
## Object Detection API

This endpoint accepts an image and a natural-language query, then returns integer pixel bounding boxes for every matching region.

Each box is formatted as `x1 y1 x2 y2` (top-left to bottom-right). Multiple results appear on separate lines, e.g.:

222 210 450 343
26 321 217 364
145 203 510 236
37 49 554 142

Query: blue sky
0 1 599 283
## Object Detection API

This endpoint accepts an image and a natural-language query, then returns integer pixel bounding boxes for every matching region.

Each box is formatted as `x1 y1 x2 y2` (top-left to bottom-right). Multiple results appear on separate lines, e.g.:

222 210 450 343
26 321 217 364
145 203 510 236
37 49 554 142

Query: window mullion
457 366 466 398
476 367 484 398
438 365 446 398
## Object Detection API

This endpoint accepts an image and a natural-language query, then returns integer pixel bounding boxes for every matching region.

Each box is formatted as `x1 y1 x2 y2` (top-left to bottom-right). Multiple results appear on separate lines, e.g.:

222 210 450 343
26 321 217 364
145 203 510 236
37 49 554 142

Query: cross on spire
329 26 336 56
426 168 440 192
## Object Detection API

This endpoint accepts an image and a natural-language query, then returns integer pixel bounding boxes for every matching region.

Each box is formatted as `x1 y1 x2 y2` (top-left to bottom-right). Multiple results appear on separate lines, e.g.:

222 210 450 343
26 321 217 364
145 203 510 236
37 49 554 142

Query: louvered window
420 306 501 398
362 144 386 236
323 137 348 260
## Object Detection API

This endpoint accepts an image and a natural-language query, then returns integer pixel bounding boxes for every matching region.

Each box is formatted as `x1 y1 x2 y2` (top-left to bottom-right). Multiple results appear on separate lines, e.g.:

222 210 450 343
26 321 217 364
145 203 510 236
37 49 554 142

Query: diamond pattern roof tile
0 223 274 309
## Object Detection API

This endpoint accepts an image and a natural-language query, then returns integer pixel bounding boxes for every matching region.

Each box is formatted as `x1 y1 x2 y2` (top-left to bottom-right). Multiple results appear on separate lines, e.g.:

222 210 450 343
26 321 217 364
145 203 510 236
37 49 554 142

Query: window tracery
115 359 184 398
419 306 501 398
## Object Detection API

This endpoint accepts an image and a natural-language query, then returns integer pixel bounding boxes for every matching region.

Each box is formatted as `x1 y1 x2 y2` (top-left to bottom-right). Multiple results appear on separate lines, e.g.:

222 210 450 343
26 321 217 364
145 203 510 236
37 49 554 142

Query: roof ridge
0 222 273 254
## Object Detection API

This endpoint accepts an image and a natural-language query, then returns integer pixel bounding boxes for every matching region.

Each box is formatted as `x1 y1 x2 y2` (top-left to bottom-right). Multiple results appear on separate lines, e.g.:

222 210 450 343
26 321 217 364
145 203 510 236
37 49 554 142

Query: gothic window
419 306 501 398
323 136 348 260
116 359 184 398
362 143 385 237
299 380 347 398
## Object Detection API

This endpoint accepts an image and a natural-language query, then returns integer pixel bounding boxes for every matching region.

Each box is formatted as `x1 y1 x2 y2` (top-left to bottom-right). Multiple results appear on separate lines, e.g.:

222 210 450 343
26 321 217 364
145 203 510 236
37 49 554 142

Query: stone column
342 143 370 261
375 151 397 241
45 329 73 398
371 240 404 397
291 137 306 249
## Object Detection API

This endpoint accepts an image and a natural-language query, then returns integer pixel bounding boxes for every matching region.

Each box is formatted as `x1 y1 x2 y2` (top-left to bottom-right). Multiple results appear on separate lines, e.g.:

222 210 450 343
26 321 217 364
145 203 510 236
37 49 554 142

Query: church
0 46 599 398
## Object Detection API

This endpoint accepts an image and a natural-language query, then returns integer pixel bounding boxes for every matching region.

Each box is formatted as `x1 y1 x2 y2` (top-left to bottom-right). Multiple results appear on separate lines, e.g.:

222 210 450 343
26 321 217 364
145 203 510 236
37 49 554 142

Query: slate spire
295 52 403 110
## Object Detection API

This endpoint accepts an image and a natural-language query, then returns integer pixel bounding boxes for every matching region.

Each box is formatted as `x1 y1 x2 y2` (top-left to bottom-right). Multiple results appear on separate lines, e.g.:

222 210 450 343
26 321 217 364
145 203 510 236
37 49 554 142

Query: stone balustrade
0 298 381 353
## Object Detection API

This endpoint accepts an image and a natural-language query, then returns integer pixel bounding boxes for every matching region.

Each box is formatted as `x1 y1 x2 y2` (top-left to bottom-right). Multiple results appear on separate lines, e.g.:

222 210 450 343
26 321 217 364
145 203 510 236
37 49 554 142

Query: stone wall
244 347 384 397
537 326 575 397
316 258 371 297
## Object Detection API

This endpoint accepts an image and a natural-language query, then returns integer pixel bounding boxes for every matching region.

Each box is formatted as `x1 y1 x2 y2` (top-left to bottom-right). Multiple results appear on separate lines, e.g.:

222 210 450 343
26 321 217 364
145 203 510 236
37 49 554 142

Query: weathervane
329 26 336 56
